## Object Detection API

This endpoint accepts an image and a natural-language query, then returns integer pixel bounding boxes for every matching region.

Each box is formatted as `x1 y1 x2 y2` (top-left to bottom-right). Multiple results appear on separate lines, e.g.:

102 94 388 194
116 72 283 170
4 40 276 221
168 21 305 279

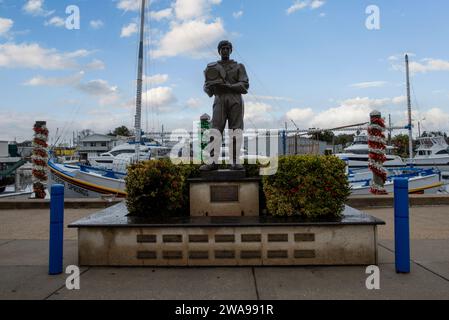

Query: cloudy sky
1 0 449 143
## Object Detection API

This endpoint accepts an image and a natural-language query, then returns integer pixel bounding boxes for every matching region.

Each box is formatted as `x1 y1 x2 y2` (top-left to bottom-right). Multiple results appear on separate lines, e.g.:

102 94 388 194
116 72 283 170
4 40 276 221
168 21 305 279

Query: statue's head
218 40 232 60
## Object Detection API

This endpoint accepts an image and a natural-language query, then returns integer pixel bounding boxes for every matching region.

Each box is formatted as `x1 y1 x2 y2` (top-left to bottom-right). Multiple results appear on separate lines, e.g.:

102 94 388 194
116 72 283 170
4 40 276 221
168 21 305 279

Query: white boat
88 143 151 170
407 136 449 171
336 133 405 169
48 159 126 198
350 168 444 195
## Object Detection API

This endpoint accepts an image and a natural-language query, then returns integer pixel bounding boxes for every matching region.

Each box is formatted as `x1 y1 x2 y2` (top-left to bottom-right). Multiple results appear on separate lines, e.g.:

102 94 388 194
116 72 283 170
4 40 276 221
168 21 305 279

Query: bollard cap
394 178 409 190
51 184 64 196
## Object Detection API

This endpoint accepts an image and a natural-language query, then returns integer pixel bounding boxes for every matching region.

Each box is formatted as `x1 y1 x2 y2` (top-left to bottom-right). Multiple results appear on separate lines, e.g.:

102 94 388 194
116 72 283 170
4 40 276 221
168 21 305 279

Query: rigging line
232 49 290 124
50 92 82 148
410 81 430 134
50 94 83 151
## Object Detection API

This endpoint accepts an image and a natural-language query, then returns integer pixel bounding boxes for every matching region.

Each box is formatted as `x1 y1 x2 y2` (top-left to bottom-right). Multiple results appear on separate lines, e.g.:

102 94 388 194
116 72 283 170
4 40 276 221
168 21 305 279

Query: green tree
109 126 131 137
315 130 335 143
334 134 355 147
392 134 411 158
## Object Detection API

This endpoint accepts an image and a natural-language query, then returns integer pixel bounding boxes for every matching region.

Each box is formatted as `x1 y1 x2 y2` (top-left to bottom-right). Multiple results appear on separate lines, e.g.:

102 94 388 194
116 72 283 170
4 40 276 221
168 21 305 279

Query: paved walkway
0 206 448 300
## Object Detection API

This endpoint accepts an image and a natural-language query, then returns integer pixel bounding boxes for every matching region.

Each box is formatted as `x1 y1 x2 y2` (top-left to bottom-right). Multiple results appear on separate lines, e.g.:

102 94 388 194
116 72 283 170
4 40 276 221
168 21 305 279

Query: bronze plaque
210 185 239 203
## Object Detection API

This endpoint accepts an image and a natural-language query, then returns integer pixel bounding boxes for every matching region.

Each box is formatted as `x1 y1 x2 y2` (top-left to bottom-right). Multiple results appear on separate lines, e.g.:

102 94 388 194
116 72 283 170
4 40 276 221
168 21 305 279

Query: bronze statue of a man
201 40 249 171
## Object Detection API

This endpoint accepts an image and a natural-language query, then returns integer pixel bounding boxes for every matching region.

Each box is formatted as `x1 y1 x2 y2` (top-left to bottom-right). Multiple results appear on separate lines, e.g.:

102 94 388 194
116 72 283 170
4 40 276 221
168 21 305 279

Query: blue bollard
394 178 410 273
49 184 64 275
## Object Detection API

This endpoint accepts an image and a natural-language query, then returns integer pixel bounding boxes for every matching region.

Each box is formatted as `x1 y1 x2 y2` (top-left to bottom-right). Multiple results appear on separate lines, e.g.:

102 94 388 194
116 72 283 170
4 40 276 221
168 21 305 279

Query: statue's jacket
204 60 249 97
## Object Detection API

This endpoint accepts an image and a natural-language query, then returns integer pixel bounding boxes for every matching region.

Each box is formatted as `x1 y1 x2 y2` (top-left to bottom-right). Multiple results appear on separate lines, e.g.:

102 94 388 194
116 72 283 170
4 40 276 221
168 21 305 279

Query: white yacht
336 133 405 169
408 136 449 171
88 143 151 170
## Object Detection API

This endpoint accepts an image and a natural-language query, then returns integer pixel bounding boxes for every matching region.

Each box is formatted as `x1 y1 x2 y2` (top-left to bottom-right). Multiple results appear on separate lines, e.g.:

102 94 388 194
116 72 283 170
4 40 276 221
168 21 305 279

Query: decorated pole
368 111 388 195
32 121 49 199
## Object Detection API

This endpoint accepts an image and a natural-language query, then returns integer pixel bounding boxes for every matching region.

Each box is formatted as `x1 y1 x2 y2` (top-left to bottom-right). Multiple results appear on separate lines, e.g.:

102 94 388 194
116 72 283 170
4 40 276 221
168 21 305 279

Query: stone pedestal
69 203 385 267
189 170 260 217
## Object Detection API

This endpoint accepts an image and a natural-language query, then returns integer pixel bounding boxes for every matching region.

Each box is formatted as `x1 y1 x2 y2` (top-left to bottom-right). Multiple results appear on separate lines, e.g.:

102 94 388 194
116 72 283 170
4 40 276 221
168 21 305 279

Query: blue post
49 184 64 275
394 178 410 273
282 130 287 155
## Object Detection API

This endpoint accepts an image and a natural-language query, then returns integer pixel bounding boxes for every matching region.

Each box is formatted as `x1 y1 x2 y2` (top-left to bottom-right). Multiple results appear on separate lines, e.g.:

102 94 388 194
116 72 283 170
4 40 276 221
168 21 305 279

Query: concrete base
77 225 378 267
70 203 384 267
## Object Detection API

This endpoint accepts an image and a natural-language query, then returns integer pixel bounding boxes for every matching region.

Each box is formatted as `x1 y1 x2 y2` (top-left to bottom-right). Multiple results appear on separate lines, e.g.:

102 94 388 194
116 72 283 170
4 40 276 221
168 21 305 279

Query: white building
78 134 127 160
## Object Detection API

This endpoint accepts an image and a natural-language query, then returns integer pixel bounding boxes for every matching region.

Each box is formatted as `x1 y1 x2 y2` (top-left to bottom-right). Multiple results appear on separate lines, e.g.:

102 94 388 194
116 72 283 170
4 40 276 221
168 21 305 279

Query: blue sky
1 0 449 143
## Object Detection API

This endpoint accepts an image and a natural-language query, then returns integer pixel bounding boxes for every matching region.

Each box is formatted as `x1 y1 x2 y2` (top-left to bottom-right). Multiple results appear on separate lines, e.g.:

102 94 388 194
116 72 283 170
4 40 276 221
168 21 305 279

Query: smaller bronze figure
201 40 249 171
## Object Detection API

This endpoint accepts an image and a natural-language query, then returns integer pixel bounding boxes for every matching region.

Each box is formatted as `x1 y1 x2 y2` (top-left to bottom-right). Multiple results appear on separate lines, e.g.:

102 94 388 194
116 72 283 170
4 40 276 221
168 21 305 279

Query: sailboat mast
405 54 413 163
134 0 146 161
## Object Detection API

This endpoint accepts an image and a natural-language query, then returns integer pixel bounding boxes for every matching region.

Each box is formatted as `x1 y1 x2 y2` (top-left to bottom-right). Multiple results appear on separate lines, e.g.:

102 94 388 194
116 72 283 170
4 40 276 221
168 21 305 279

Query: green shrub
126 160 262 217
262 155 350 218
125 159 187 217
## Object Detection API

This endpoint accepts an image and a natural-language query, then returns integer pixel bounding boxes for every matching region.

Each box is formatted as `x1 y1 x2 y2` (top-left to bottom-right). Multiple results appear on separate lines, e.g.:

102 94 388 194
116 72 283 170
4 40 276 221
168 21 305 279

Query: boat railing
350 168 439 186
79 164 127 180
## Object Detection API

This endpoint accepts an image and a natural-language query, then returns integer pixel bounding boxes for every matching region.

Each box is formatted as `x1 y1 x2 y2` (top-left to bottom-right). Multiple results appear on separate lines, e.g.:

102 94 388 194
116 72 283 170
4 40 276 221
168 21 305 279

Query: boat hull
351 174 444 195
48 161 127 199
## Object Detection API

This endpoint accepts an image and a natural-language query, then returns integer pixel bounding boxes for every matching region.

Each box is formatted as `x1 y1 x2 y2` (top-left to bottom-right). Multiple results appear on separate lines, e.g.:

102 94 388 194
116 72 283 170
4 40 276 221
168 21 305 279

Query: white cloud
386 53 449 74
44 16 65 28
286 1 308 15
23 0 54 17
77 79 120 106
0 43 91 70
186 97 201 109
244 102 276 128
143 74 169 86
0 17 13 36
284 96 407 130
24 71 85 86
0 110 136 142
142 86 177 112
286 108 314 123
148 0 226 59
394 108 449 132
90 20 104 29
121 22 138 38
350 81 387 89
85 59 106 70
150 8 173 21
310 104 374 129
414 108 449 131
310 0 326 9
78 79 117 96
173 0 222 21
233 11 243 19
116 0 142 12
391 96 407 105
409 59 449 74
153 18 225 58
287 0 325 15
